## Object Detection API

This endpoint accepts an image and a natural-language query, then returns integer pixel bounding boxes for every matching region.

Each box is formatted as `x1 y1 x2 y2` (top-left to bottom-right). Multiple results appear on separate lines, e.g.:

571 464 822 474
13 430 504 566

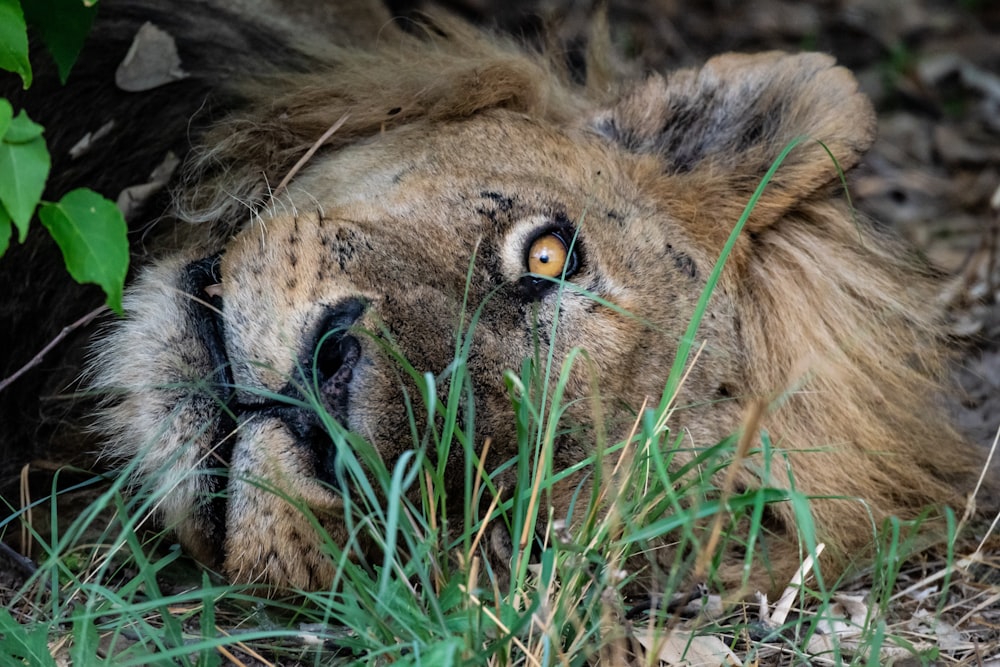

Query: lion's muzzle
186 255 367 491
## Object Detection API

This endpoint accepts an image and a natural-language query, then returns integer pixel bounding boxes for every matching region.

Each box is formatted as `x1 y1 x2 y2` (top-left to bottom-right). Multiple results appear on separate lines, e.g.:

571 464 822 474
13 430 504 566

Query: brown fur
73 2 987 594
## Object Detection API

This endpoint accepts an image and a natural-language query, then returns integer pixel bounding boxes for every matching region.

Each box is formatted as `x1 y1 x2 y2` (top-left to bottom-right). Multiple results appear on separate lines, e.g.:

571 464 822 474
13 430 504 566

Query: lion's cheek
222 418 342 590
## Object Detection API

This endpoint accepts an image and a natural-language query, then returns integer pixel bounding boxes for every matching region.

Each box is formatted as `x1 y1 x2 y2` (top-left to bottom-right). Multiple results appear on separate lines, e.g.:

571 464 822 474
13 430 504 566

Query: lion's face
94 44 979 591
100 112 745 586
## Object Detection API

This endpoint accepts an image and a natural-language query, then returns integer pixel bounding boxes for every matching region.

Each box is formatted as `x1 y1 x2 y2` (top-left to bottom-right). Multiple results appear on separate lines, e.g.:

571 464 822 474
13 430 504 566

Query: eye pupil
527 232 572 278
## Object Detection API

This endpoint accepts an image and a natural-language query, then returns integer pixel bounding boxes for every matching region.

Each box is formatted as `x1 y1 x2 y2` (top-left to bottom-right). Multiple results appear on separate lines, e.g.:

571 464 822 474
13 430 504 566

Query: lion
1 0 989 595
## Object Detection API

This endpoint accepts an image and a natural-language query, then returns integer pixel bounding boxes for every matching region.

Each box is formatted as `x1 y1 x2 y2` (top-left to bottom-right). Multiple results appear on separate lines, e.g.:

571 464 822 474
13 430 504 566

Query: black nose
310 297 366 397
273 298 367 490
223 298 367 492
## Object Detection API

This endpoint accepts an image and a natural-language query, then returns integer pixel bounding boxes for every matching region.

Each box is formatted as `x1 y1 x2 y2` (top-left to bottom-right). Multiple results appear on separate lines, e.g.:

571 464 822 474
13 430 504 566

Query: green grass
1 347 953 666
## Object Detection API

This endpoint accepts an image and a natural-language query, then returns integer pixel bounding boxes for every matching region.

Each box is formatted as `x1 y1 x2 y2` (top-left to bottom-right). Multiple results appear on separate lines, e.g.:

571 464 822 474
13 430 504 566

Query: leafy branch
1 0 128 314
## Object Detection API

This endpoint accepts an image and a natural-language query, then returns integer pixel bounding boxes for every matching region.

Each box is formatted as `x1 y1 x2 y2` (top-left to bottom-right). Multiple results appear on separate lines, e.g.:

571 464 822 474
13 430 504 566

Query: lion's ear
592 52 876 237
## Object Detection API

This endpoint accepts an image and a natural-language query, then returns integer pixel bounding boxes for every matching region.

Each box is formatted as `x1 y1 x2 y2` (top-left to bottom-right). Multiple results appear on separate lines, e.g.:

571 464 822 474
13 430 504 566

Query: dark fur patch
182 256 237 556
665 243 697 279
480 190 515 213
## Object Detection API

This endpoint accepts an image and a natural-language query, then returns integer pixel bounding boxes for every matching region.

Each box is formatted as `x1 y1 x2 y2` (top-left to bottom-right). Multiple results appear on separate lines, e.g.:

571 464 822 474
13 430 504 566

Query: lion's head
89 16 982 592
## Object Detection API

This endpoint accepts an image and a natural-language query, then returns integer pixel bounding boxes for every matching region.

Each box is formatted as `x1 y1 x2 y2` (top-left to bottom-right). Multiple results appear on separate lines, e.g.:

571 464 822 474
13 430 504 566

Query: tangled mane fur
728 200 973 581
177 17 598 228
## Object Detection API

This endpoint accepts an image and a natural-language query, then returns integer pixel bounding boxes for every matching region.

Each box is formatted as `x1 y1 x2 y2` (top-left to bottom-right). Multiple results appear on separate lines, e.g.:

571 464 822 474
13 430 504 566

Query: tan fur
90 9 985 594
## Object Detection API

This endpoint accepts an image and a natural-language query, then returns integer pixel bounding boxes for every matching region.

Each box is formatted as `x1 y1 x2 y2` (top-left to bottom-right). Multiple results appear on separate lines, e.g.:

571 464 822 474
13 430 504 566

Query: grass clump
3 338 966 666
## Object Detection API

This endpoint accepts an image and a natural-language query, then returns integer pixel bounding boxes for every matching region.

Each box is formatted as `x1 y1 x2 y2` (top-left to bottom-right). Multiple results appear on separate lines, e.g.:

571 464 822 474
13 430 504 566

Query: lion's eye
526 231 577 278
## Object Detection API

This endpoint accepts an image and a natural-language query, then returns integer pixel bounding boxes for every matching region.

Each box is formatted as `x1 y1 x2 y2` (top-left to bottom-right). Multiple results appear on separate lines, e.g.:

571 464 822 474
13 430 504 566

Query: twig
971 429 1000 556
767 544 825 628
19 463 32 558
215 626 274 667
0 539 37 577
0 305 108 393
959 423 999 536
272 114 350 198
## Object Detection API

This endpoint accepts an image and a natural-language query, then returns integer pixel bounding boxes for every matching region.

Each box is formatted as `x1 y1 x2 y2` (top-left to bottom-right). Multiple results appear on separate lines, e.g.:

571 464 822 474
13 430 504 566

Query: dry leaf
634 628 743 667
807 594 922 661
908 609 973 653
115 22 188 92
68 120 115 160
116 152 180 221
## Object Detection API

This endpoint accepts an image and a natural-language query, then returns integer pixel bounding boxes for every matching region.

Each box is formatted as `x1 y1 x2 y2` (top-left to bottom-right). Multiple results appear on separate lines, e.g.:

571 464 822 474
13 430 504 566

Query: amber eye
527 232 572 278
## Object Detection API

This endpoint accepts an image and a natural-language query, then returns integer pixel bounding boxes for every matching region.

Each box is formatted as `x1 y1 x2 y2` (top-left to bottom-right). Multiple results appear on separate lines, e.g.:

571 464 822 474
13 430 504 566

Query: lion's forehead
286 115 631 217
222 116 646 292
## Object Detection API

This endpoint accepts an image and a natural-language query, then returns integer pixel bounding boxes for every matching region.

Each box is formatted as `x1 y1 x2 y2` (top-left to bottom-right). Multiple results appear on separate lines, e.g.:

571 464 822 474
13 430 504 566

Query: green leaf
198 573 222 667
38 189 129 314
4 107 45 143
0 0 31 88
68 612 99 666
0 112 50 239
0 204 11 257
23 0 98 83
0 607 57 666
0 99 12 138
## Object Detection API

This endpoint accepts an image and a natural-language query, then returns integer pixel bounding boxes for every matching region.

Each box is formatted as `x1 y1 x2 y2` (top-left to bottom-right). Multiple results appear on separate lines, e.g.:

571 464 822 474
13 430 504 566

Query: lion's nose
264 297 368 490
310 297 366 392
